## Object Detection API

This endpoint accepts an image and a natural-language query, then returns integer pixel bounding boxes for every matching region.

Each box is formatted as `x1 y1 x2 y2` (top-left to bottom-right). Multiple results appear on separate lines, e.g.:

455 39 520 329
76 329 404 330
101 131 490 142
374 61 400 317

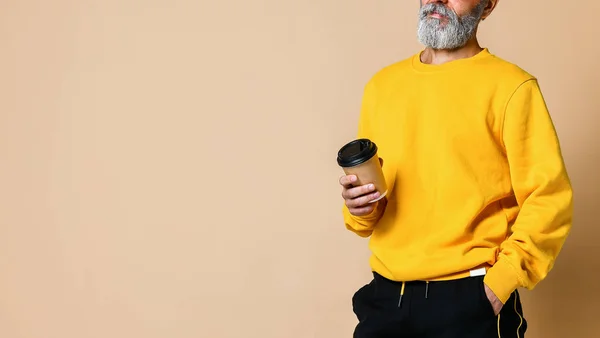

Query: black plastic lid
337 138 378 167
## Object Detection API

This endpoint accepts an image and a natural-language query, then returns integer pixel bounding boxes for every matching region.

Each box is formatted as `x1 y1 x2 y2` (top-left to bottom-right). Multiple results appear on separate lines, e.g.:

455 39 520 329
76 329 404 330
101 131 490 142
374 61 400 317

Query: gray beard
417 1 488 50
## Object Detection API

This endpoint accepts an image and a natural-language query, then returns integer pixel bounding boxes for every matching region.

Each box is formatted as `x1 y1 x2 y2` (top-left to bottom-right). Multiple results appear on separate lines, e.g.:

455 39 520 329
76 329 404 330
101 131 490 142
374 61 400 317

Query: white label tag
470 267 487 277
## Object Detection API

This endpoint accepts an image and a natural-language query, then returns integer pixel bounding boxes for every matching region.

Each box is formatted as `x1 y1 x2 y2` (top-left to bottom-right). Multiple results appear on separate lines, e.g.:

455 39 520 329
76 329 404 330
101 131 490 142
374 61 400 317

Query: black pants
352 272 527 338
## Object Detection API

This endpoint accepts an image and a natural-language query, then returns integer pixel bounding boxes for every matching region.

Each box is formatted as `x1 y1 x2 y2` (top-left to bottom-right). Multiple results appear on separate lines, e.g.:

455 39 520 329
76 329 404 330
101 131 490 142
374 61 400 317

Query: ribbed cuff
343 198 387 237
483 258 521 304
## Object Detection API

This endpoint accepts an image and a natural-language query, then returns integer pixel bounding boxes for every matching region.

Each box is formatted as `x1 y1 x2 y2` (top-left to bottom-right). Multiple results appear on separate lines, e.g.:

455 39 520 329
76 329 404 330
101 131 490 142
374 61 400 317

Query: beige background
1 1 598 337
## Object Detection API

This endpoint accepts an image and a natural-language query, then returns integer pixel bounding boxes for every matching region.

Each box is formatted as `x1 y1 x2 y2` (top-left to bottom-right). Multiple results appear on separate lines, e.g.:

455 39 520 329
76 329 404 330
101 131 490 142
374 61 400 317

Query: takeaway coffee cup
337 138 387 203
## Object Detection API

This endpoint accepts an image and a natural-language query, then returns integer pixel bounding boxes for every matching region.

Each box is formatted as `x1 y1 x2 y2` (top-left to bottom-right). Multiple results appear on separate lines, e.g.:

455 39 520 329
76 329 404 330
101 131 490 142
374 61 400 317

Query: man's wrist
484 259 521 304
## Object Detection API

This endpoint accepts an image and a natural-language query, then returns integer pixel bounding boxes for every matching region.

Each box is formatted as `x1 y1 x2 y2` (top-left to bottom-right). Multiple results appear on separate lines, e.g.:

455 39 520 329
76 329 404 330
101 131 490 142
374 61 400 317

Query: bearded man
338 1 573 337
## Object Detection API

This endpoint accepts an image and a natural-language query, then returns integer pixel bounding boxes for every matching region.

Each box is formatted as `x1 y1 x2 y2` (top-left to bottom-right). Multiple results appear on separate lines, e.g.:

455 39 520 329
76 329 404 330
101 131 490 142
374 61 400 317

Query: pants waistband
372 270 487 307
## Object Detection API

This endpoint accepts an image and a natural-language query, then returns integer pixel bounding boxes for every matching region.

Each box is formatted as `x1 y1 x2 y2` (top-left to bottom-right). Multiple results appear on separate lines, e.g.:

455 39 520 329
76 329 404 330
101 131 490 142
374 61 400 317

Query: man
338 1 573 337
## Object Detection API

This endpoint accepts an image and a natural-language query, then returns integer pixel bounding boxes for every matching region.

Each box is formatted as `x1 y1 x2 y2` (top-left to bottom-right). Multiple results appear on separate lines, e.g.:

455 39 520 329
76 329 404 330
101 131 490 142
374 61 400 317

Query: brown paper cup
337 139 387 203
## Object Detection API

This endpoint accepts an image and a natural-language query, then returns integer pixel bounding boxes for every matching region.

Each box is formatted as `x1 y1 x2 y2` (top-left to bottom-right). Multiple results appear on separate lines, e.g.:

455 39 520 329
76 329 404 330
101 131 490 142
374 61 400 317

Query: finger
346 191 381 208
349 204 375 216
339 174 357 188
344 183 376 200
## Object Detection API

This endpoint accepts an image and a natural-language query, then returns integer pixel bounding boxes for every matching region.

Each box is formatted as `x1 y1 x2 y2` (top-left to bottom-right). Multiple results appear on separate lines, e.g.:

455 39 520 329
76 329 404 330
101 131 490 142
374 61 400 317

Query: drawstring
397 282 406 307
398 281 429 307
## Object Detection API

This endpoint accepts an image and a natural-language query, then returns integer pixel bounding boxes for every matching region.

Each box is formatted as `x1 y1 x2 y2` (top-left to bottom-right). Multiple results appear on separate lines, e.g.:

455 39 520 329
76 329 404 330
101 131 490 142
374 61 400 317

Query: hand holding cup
340 157 385 216
337 139 388 216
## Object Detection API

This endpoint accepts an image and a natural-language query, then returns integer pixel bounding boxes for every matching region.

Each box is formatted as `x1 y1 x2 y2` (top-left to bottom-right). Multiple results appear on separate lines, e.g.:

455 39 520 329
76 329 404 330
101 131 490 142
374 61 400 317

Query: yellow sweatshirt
342 48 573 304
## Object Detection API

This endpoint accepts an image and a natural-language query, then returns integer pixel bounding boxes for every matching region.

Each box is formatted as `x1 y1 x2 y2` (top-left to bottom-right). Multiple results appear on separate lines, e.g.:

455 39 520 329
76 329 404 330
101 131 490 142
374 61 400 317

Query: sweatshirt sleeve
484 79 574 304
342 79 387 237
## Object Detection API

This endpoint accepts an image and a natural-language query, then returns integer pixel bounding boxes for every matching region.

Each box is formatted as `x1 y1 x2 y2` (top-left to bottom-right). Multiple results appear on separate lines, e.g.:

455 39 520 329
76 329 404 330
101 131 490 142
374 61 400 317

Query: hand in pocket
483 283 504 316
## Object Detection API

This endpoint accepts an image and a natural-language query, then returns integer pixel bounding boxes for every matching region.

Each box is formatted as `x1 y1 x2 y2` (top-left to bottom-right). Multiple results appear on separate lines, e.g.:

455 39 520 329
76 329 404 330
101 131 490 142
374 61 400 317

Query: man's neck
420 38 483 65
